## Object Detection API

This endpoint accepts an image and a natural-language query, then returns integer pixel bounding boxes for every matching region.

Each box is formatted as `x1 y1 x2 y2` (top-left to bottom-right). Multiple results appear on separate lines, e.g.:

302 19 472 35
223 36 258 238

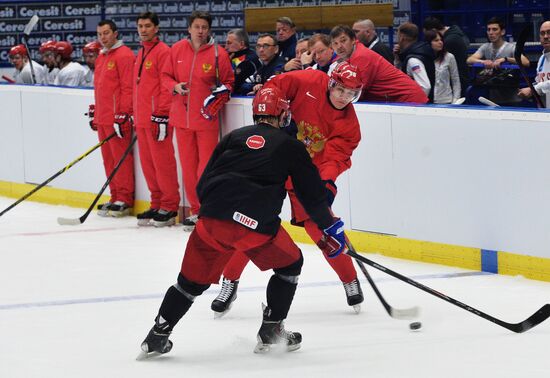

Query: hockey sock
266 254 303 321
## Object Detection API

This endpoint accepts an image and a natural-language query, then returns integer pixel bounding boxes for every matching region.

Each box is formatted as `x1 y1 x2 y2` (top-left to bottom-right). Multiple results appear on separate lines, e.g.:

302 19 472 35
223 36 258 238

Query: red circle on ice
246 135 265 149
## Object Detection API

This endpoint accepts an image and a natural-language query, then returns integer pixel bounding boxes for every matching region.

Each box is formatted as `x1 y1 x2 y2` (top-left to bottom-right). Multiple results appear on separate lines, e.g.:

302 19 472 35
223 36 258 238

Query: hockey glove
113 113 131 138
321 218 346 258
86 104 96 131
323 179 337 206
200 84 230 120
151 114 169 142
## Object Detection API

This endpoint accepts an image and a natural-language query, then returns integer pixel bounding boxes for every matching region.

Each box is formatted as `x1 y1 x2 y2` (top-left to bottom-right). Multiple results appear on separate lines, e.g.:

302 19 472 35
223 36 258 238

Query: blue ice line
0 271 490 311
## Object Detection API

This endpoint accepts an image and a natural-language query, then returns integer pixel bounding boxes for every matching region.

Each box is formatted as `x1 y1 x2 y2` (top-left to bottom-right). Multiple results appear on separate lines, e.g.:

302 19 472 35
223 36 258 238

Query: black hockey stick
22 15 39 84
345 241 420 320
346 249 550 333
515 27 545 108
57 134 137 225
0 132 116 218
214 40 223 141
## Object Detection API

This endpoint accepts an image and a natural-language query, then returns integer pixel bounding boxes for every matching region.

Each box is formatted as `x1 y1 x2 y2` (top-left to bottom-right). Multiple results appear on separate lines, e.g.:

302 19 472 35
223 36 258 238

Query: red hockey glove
319 218 346 258
323 179 337 206
200 84 230 120
86 104 96 131
113 113 131 138
151 114 169 142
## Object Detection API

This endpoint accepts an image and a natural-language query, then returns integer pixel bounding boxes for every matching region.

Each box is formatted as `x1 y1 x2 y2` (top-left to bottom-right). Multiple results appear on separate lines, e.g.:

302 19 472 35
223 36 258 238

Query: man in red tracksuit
161 11 234 230
91 19 135 217
211 62 364 316
330 24 429 104
133 12 180 227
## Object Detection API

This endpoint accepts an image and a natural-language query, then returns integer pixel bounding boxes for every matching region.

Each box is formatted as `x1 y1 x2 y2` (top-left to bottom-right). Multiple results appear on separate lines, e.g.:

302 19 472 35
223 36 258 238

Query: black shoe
109 201 132 218
140 316 173 355
254 306 301 354
182 214 198 231
97 202 112 217
137 208 158 226
211 278 239 317
152 209 178 227
343 278 364 313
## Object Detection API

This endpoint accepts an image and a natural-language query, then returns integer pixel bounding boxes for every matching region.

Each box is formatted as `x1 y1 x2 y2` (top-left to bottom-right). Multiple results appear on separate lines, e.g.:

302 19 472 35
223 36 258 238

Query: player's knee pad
273 252 303 284
176 273 211 300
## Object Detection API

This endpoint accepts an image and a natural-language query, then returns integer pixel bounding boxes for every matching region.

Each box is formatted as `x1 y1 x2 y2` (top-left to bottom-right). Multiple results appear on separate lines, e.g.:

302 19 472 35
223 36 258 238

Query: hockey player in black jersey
138 87 348 358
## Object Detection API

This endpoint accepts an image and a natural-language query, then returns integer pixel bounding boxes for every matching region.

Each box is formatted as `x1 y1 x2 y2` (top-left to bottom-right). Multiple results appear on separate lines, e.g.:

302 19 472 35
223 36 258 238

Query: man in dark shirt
352 19 393 64
138 87 347 358
225 28 260 95
276 16 297 63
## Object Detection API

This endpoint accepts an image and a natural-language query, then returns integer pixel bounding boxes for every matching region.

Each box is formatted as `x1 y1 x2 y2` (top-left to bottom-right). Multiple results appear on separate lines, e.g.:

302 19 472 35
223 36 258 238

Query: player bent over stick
212 62 365 316
139 87 348 357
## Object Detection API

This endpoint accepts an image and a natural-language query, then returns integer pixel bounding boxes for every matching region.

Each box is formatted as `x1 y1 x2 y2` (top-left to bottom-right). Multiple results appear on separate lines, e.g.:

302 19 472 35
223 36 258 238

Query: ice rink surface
1 196 549 378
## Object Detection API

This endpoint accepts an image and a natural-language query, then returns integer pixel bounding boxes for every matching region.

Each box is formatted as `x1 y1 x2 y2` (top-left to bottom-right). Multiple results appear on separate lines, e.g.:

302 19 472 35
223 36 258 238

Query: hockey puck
409 321 422 331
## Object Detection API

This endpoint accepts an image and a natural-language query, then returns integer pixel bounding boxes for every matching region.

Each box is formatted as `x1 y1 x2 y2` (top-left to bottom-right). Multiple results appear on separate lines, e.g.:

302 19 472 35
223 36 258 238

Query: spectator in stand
283 37 309 71
301 33 338 73
241 33 285 95
133 12 180 227
8 44 46 84
467 17 529 106
225 28 260 95
161 11 234 230
352 19 393 64
53 41 87 87
39 40 59 85
82 40 101 87
394 22 435 102
425 30 461 104
276 17 297 63
91 19 135 217
518 20 550 108
330 25 428 103
423 16 470 96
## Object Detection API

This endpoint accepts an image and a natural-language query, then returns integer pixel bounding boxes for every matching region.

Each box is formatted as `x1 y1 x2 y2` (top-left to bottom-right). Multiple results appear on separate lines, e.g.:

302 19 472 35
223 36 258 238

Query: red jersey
161 39 234 131
94 42 135 125
133 38 172 128
264 70 361 182
349 42 428 104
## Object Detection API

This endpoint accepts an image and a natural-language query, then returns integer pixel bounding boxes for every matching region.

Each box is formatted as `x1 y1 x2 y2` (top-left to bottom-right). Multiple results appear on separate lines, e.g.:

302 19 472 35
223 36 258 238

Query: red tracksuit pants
175 128 218 215
97 124 135 206
136 126 180 211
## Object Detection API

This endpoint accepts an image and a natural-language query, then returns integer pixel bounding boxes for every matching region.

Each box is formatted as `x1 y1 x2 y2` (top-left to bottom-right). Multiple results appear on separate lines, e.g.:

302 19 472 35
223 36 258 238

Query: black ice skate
182 214 198 231
211 278 239 318
343 278 364 314
137 208 158 227
254 306 302 354
137 317 173 360
152 209 178 228
109 201 132 218
97 202 112 217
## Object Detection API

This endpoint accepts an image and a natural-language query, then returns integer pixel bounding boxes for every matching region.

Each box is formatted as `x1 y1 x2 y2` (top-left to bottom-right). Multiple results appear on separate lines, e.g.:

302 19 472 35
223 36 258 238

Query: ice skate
109 201 132 218
343 278 364 314
211 278 239 318
97 202 112 217
137 208 158 226
182 214 198 231
152 209 177 227
137 318 173 360
254 306 301 354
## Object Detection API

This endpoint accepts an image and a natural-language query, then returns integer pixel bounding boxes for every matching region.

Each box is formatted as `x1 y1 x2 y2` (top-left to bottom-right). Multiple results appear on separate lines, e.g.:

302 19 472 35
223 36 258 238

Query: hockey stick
214 40 223 141
2 75 15 83
57 134 137 225
22 15 39 84
346 250 550 333
478 96 500 107
515 27 545 108
0 132 116 218
345 241 420 320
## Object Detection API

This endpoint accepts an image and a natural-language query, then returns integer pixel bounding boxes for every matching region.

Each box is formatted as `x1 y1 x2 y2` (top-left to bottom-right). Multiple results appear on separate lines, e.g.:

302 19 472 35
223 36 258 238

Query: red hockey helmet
252 86 291 127
39 40 57 54
83 40 101 54
54 41 73 59
329 61 363 103
9 44 28 58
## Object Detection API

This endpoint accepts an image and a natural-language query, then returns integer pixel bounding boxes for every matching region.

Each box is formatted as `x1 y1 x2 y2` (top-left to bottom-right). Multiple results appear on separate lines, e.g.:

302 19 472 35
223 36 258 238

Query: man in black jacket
225 28 260 95
138 87 347 358
353 19 393 64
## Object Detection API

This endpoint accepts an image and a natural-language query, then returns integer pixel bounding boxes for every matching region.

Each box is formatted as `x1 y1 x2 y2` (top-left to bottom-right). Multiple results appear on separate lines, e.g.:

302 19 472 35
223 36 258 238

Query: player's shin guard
266 253 303 321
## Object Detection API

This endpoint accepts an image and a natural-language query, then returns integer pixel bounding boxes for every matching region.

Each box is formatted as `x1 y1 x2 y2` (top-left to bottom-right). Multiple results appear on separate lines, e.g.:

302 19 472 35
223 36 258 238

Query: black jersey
197 123 334 235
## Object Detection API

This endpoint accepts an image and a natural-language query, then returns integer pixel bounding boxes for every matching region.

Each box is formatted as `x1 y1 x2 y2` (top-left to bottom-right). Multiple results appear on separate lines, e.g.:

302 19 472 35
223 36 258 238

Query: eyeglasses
256 43 276 50
540 30 550 36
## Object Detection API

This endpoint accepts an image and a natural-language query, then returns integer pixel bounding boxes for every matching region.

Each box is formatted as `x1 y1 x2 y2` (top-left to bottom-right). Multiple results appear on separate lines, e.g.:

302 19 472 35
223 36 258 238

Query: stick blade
514 26 530 65
57 216 83 226
390 306 421 320
478 96 500 107
24 15 39 35
512 303 550 333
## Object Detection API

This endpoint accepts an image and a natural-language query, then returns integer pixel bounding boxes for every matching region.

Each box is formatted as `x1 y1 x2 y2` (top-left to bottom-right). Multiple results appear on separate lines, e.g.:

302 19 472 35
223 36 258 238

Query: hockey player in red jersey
139 87 348 357
211 61 364 316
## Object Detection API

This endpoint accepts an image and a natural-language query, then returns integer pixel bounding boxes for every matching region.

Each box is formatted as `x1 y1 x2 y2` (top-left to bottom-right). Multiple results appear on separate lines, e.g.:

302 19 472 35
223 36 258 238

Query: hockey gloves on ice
87 104 96 131
113 113 132 138
151 114 169 142
322 218 346 258
200 84 230 120
323 180 337 206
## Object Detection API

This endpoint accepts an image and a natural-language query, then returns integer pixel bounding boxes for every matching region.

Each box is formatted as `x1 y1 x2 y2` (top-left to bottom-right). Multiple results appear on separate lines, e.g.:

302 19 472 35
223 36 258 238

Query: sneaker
152 209 178 228
182 214 198 231
109 201 132 218
140 316 173 356
211 278 239 317
97 202 112 217
137 208 158 227
343 278 364 314
254 306 301 354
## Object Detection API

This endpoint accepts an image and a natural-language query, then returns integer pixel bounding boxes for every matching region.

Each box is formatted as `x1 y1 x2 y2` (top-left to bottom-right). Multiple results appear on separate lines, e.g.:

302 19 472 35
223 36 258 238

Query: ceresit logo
233 211 258 230
246 135 265 149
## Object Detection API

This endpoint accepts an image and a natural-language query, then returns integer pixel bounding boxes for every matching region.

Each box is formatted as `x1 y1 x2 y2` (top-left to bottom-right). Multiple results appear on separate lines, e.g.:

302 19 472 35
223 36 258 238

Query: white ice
1 197 549 378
